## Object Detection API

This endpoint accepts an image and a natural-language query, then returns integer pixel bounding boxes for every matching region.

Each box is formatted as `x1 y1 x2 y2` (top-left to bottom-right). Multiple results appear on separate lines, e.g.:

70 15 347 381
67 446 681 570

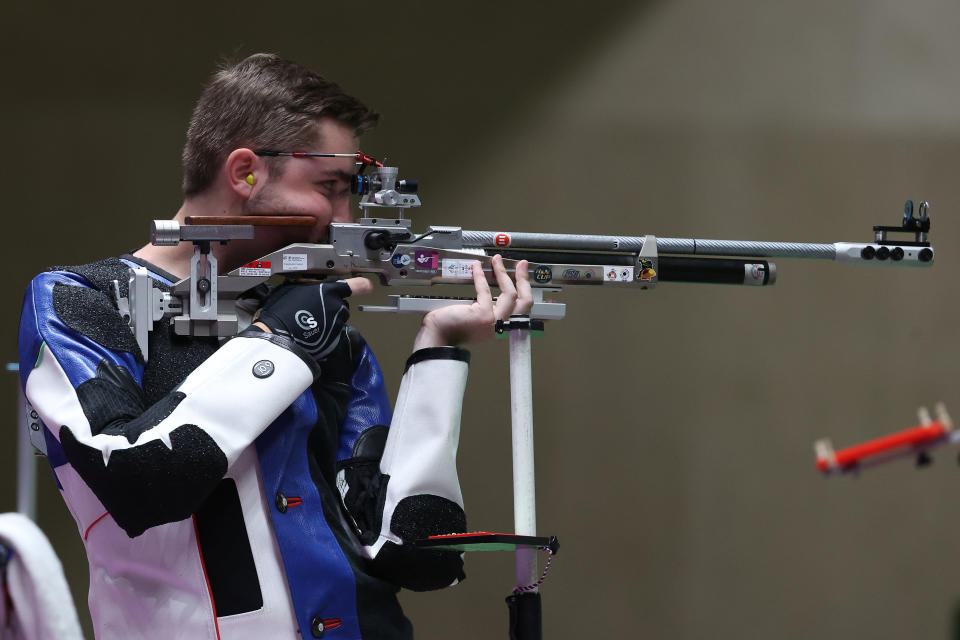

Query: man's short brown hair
182 53 379 197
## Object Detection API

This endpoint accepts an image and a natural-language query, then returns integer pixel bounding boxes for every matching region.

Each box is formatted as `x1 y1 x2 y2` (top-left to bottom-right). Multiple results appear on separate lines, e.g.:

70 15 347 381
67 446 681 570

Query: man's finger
513 260 533 315
341 277 374 297
491 255 517 319
472 261 493 307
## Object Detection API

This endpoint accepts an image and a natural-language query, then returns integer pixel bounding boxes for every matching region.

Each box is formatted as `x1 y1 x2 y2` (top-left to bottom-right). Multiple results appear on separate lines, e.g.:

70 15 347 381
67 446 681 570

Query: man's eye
317 181 345 194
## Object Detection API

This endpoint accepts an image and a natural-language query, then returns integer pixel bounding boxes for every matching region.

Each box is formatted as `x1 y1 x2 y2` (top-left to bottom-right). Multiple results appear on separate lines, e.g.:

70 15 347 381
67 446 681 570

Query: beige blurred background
4 1 960 638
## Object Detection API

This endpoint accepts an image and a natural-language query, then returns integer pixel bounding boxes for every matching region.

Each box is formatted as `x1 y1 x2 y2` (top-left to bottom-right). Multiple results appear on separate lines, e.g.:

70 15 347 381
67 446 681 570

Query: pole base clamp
506 591 542 640
495 315 545 335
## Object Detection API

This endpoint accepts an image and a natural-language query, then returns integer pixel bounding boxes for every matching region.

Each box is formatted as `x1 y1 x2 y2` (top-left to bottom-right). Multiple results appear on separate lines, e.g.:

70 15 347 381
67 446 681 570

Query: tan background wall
3 2 959 638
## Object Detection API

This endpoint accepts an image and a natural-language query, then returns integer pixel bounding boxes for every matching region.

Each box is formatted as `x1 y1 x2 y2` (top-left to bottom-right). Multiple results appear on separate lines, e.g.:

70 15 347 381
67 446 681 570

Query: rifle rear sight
353 164 421 218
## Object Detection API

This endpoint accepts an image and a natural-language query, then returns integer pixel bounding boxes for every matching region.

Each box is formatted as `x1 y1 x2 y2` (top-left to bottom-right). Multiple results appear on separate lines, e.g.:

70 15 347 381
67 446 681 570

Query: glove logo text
295 310 318 331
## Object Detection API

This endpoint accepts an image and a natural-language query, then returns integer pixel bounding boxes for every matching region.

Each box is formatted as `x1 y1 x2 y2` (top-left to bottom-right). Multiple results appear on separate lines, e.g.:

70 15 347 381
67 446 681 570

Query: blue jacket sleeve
335 334 393 463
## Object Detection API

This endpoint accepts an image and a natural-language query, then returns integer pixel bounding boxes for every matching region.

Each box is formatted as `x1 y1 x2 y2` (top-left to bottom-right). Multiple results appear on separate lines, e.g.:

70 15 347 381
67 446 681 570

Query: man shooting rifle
18 53 531 640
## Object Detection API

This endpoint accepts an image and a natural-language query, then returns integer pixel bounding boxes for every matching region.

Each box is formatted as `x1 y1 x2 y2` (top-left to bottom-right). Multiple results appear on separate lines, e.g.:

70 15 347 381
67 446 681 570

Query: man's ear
225 148 263 199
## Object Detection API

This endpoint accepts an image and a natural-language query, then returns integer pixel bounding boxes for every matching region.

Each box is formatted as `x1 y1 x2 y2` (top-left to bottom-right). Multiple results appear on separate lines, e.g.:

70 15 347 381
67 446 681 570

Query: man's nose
331 198 355 224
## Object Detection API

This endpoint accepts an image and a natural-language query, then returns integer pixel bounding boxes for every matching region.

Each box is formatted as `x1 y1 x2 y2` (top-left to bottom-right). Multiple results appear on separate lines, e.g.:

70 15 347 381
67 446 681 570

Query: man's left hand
412 255 533 350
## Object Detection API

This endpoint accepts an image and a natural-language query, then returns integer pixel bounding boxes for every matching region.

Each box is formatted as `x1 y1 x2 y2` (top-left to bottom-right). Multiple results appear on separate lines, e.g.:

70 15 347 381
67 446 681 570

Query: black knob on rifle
365 231 392 250
364 230 412 251
890 247 904 261
876 246 891 261
861 246 876 260
919 248 933 262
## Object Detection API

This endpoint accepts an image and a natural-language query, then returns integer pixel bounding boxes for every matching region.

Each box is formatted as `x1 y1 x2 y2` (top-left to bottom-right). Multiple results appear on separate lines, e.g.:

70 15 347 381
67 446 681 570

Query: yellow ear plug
246 174 256 186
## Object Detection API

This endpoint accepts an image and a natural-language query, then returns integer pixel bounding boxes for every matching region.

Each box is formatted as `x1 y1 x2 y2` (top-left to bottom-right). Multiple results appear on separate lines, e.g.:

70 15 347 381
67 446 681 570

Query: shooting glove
257 281 353 359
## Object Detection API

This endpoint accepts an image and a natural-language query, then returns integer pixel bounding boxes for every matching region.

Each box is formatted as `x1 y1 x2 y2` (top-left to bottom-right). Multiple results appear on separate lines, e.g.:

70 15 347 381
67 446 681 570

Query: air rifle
113 158 935 357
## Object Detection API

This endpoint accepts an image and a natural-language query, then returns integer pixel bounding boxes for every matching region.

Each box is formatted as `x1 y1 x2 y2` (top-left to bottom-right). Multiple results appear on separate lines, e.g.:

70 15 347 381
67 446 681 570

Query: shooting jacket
17 256 470 640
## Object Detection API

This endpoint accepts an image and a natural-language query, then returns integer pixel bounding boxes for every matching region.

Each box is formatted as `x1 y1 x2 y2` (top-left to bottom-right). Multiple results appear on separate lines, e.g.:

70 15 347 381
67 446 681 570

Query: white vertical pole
509 326 538 590
15 377 37 520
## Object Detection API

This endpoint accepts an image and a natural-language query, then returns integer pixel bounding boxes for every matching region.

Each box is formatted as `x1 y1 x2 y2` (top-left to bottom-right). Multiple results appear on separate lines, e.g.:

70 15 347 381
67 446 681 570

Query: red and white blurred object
815 403 955 474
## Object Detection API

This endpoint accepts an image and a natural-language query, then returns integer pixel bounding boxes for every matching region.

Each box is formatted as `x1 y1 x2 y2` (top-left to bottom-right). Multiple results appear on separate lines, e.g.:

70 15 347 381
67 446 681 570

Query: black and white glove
257 281 353 359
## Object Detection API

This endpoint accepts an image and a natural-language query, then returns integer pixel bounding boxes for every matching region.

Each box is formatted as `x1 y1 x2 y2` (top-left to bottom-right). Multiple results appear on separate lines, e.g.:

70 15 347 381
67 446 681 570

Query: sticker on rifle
638 259 656 281
745 263 765 284
391 253 412 268
603 265 633 282
561 267 601 281
495 233 511 247
442 258 476 279
415 250 439 270
239 260 272 276
533 265 553 283
282 254 308 271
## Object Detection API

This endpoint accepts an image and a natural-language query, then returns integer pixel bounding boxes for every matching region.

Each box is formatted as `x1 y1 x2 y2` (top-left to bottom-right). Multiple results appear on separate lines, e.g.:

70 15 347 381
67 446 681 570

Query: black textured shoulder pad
53 282 141 358
49 257 171 360
52 257 220 405
50 257 165 299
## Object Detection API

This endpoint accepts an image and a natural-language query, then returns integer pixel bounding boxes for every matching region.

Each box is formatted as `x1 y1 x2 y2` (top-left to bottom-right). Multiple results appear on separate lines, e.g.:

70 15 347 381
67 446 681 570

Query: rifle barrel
462 231 836 260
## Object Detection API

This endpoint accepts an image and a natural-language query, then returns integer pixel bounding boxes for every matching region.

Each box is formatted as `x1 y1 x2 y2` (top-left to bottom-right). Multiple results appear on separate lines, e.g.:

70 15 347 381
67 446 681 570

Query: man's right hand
255 277 373 358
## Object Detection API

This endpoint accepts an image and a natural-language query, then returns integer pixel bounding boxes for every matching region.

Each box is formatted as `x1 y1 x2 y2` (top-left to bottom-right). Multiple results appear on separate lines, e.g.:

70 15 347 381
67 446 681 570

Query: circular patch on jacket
253 360 275 378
